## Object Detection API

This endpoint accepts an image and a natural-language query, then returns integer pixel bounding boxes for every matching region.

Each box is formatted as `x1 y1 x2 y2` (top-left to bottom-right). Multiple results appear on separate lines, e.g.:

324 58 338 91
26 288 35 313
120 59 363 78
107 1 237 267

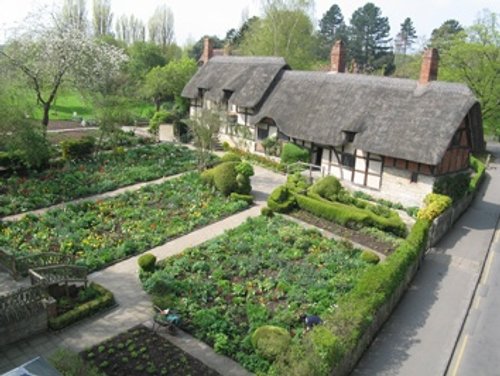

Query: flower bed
0 173 248 271
82 325 221 375
0 143 201 217
141 216 374 373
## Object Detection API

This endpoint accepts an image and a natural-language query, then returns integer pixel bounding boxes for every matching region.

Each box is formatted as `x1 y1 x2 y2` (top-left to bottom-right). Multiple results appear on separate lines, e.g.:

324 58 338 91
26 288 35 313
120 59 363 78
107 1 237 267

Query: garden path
0 166 285 375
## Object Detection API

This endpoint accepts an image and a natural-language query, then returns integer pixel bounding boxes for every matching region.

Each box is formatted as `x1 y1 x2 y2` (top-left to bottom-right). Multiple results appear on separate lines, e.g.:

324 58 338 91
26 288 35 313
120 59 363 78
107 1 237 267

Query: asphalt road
353 142 500 376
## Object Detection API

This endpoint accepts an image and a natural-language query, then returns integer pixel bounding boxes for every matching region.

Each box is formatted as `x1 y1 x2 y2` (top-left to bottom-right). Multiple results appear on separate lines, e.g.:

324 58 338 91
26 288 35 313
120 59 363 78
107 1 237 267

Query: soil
82 325 221 376
47 130 100 144
289 209 397 255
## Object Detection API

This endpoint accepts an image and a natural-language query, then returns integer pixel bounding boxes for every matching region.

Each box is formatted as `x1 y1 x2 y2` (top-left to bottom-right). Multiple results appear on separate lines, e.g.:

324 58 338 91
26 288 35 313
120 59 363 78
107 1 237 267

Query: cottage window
341 153 355 168
257 126 269 140
278 131 289 141
344 131 356 143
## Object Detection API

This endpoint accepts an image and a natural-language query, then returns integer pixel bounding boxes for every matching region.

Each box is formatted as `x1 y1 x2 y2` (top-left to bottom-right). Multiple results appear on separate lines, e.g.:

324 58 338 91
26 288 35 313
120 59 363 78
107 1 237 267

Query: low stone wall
428 192 475 247
0 306 48 347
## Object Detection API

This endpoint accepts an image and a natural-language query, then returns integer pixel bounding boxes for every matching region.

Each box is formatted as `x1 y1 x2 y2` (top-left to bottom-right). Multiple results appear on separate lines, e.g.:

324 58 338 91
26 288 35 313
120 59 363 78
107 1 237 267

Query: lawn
32 90 154 122
82 325 221 375
0 143 201 216
141 215 374 373
0 173 249 271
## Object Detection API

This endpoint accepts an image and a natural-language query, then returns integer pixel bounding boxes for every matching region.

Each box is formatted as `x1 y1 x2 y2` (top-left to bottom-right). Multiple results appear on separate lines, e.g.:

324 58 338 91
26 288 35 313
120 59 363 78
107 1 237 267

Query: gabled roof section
251 71 481 166
181 56 288 108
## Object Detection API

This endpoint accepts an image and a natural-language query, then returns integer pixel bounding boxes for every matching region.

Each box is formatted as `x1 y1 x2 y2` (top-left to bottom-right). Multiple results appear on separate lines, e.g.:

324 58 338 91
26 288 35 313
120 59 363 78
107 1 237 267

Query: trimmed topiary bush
251 325 291 360
230 192 253 204
61 136 95 161
138 253 157 272
281 143 310 165
309 176 343 201
261 207 274 218
360 250 380 265
267 186 296 213
417 193 452 221
212 161 239 196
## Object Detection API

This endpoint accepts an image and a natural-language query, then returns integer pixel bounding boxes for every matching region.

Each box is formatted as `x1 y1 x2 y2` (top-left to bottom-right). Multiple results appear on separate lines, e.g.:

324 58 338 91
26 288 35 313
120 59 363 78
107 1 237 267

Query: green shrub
222 141 231 151
296 193 407 237
48 283 114 330
308 326 343 369
433 173 471 202
205 161 253 196
417 193 452 221
286 172 311 193
138 253 157 272
61 136 95 161
261 207 274 218
251 325 291 360
469 155 486 192
280 143 310 165
220 152 242 163
230 192 253 204
267 186 296 213
261 136 281 156
212 162 239 195
360 250 380 265
309 176 343 201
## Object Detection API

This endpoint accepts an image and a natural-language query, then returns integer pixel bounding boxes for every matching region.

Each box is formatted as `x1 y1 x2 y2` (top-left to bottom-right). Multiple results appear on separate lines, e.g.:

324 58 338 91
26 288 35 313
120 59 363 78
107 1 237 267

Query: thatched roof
251 71 483 165
182 56 288 108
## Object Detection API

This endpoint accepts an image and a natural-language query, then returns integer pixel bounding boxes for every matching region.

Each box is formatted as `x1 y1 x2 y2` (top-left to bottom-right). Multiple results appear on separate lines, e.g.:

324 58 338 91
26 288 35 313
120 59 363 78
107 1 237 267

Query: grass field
33 91 154 122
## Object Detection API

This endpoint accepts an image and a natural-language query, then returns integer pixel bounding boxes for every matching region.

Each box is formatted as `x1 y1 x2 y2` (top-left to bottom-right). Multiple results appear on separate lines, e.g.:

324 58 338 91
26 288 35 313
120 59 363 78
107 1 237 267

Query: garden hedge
48 283 115 330
280 143 310 165
61 137 95 161
469 155 486 192
138 253 157 272
267 186 296 213
295 194 407 237
417 193 452 221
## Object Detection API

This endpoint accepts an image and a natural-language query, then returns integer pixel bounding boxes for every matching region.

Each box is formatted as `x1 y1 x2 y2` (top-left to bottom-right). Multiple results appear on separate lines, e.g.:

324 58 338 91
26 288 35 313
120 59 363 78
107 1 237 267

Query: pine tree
318 4 347 59
396 17 417 55
349 2 392 73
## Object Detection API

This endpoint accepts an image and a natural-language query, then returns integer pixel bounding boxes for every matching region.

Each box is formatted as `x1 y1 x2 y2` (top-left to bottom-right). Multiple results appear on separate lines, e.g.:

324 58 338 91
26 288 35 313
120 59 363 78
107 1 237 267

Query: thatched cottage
182 39 485 206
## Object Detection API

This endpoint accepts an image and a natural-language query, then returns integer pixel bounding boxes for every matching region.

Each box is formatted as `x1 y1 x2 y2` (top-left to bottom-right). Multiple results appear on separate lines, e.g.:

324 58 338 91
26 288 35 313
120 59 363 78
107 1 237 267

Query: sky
0 0 498 46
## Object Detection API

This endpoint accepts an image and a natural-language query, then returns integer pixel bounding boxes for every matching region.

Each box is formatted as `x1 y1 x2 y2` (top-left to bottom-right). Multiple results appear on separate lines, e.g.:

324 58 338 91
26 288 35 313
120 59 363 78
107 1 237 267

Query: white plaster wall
219 133 255 152
380 167 435 207
159 124 175 142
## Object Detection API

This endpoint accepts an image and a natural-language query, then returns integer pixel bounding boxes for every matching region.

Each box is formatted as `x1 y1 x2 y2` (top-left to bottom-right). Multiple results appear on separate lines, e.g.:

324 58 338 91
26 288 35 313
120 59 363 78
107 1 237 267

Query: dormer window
343 131 356 143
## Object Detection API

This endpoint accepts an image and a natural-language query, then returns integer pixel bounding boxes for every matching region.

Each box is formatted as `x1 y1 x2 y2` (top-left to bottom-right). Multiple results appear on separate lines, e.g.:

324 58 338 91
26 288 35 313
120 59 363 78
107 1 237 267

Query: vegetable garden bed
141 216 374 373
82 325 221 375
289 209 403 255
0 173 249 271
0 143 200 217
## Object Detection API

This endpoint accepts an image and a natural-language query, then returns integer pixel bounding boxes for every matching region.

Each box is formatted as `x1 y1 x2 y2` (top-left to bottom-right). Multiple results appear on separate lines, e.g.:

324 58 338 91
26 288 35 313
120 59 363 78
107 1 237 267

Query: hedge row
295 194 407 237
48 283 115 330
469 155 486 192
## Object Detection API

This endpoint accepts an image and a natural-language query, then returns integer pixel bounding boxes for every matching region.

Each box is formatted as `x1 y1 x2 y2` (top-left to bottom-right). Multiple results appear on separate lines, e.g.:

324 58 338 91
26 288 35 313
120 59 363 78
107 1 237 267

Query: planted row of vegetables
0 143 201 217
0 173 248 271
141 215 374 373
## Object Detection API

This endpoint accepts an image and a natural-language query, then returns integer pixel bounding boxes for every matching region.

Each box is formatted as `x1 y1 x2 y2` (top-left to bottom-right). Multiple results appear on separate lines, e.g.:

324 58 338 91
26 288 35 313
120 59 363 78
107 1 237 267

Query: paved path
354 144 500 376
0 166 285 375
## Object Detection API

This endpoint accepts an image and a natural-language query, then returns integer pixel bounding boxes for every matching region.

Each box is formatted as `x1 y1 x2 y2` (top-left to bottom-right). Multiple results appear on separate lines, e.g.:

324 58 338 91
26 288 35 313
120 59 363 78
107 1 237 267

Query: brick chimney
201 37 214 65
419 48 439 84
330 40 346 73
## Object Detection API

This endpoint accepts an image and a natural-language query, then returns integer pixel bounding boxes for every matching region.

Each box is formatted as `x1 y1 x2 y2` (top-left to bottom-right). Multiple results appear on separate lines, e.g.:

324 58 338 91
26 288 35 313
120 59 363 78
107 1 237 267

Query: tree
92 0 113 37
439 10 499 138
129 15 146 43
429 19 464 50
61 0 87 31
225 16 260 48
148 4 175 49
0 12 128 130
349 2 392 72
185 109 223 170
142 57 197 111
188 35 225 60
240 0 317 69
115 14 130 43
395 17 417 55
126 41 167 81
318 4 347 59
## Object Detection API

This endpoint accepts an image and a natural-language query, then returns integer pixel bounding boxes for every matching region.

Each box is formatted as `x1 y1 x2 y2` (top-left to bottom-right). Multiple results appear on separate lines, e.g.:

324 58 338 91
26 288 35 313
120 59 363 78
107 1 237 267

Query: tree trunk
155 98 161 112
42 103 50 130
